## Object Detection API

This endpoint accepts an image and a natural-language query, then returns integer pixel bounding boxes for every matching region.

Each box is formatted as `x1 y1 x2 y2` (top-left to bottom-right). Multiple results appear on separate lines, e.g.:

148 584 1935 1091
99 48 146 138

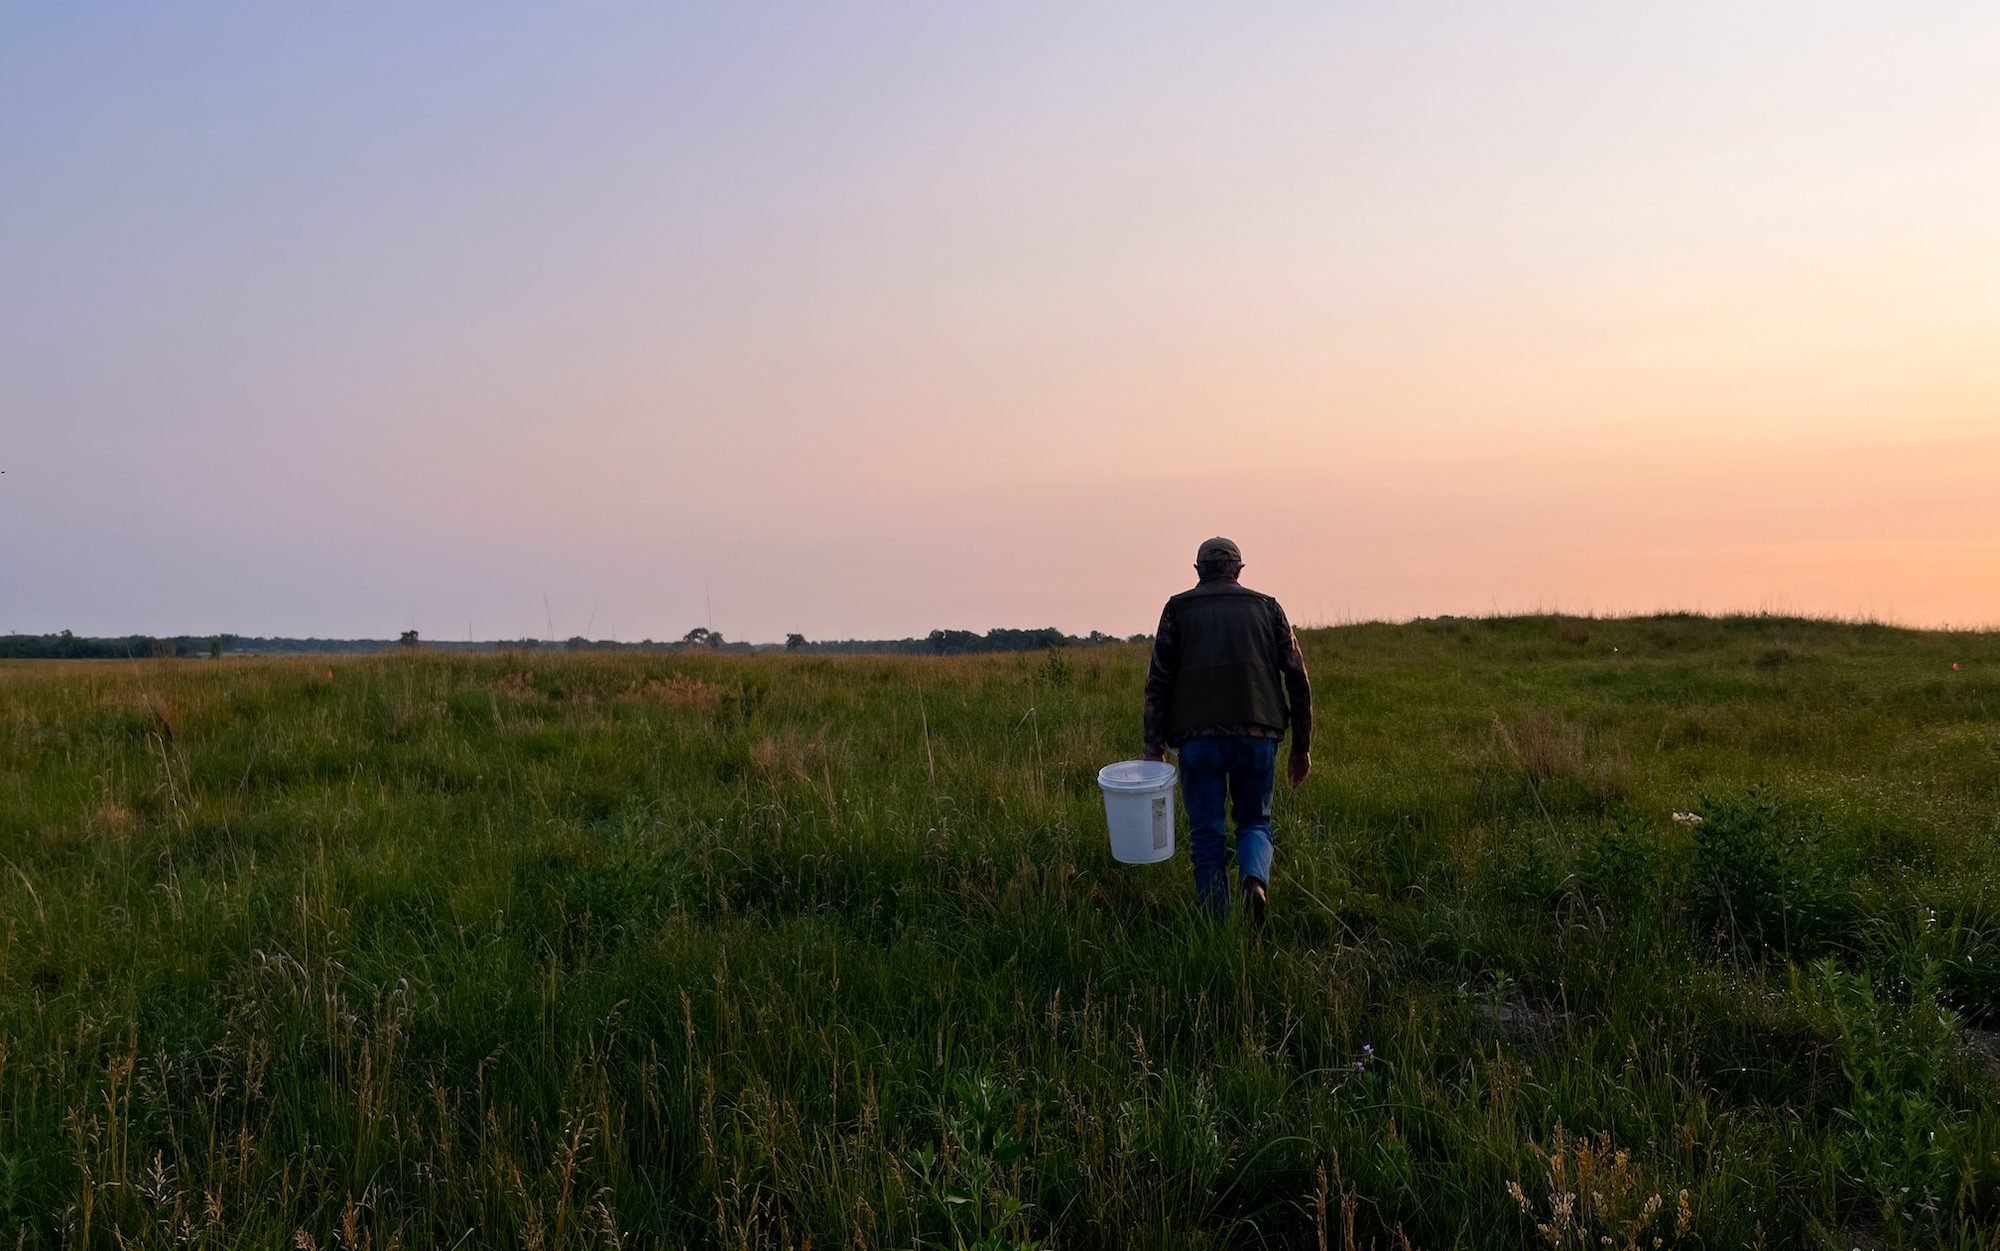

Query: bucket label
1152 796 1170 851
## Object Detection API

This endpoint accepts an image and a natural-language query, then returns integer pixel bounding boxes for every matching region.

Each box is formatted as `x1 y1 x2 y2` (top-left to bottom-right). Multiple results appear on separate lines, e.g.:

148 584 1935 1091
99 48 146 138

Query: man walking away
1143 538 1312 926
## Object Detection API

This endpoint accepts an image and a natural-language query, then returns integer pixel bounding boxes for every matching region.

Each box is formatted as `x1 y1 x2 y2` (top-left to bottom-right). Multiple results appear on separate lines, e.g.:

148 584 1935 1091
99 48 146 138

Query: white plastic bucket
1098 759 1178 864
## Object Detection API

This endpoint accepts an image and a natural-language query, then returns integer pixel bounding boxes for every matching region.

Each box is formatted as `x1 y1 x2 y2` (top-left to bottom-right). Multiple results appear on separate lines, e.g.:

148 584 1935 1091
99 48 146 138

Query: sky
3 3 1997 641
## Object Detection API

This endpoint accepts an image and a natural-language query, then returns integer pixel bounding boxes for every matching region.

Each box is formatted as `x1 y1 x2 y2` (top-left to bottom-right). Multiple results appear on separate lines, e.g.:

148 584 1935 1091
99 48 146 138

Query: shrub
1575 810 1672 919
906 1075 1041 1250
1691 788 1848 955
1798 959 1965 1233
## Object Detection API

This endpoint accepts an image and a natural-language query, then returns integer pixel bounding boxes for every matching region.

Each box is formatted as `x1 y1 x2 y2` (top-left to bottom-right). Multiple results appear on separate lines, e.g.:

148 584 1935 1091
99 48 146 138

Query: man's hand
1287 750 1311 791
1144 750 1167 763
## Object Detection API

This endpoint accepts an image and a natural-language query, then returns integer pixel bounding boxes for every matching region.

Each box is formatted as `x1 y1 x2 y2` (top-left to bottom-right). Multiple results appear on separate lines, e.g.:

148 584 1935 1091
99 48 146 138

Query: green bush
1692 787 1850 955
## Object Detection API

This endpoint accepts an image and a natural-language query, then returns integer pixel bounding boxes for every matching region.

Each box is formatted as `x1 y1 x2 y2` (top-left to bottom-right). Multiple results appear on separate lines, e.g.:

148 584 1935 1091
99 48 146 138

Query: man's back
1140 538 1313 925
1160 580 1290 742
1143 577 1311 761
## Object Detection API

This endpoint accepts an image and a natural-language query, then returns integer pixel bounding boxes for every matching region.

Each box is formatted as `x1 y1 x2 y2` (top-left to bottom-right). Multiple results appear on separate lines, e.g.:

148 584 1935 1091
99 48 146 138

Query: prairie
2 614 1998 1249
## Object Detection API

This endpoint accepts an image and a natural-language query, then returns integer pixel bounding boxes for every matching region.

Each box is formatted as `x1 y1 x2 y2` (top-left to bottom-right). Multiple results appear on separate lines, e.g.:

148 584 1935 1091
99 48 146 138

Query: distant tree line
0 631 230 659
786 627 1146 656
0 632 732 657
1 627 1146 659
195 635 392 655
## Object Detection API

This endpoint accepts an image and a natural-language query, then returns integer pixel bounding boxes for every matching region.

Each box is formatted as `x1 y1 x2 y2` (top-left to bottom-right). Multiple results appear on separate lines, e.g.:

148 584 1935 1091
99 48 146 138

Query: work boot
1242 877 1267 931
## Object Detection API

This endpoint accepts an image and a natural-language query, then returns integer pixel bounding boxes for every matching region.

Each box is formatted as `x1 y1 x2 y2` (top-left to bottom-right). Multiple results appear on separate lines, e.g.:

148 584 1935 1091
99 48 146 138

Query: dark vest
1165 581 1289 740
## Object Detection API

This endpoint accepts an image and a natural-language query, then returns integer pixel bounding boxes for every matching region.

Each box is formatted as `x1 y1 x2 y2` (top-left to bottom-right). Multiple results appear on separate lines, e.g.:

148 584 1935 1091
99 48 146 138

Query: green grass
2 614 1998 1249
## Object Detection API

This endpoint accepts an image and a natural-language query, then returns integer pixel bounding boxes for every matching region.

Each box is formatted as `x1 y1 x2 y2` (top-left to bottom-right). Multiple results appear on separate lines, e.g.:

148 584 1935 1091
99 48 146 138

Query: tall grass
1 614 1997 1248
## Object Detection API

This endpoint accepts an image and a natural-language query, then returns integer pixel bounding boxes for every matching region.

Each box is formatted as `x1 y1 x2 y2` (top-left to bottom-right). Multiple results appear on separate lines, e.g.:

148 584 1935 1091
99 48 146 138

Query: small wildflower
1363 1044 1374 1056
1355 1060 1365 1072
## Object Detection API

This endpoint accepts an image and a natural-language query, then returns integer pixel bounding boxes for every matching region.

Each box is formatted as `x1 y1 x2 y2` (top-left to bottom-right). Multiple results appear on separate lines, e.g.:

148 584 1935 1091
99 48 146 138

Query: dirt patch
1485 990 1564 1051
1959 1027 2000 1082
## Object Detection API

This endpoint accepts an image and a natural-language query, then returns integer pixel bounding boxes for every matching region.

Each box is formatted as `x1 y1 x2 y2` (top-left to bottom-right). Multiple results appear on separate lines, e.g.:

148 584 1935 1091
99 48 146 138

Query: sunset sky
4 4 1997 641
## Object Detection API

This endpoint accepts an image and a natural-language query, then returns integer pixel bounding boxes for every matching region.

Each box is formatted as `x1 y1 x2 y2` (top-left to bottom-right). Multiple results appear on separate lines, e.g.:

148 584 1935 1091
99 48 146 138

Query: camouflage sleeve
1141 601 1177 757
1273 600 1312 756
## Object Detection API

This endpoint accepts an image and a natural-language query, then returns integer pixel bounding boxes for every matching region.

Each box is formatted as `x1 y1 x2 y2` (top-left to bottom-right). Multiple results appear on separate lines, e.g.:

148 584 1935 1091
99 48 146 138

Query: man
1143 537 1313 925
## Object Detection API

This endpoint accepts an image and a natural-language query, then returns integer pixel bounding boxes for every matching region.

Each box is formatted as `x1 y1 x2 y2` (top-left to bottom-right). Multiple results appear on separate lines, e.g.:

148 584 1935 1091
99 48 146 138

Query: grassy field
3 614 1999 1249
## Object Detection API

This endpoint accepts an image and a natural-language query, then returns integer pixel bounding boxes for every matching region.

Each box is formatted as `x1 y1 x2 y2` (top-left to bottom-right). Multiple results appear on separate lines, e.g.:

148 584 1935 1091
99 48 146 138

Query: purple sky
4 4 1997 641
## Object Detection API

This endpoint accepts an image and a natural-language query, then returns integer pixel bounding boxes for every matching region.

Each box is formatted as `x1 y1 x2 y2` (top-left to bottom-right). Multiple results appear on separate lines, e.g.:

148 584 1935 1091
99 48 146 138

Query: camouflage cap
1196 537 1243 565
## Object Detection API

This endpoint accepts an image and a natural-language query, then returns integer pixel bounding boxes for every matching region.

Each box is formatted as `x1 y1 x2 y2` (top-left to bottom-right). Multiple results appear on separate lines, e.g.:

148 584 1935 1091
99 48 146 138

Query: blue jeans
1178 735 1278 922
